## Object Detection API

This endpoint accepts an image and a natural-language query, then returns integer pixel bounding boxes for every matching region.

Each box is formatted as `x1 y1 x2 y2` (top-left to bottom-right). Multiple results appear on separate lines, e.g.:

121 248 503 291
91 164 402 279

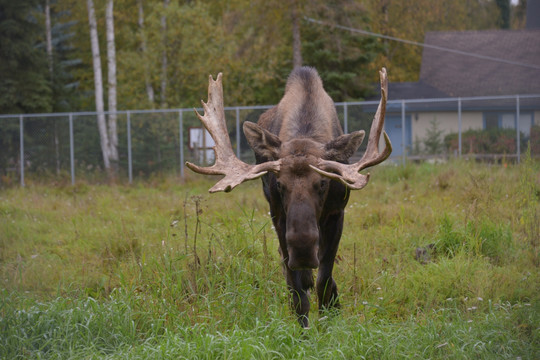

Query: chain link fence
1 94 539 186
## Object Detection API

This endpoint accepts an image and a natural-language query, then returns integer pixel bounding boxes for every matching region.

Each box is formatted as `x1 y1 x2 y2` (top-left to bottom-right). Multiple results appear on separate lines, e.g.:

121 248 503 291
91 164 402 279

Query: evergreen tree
423 118 444 155
301 1 383 101
496 0 511 29
43 2 82 112
0 0 51 114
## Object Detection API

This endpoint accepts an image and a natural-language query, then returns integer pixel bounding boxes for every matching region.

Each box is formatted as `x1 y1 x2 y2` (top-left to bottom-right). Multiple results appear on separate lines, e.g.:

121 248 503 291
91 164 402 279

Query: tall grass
1 158 539 358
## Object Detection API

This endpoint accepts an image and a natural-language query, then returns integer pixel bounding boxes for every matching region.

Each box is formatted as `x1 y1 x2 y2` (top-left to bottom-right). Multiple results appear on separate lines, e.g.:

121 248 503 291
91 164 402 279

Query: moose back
187 67 392 327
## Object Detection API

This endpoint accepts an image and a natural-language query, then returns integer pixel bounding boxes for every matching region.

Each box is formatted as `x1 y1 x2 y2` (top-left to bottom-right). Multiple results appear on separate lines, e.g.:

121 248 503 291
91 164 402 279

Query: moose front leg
285 267 313 328
278 241 312 327
316 210 344 311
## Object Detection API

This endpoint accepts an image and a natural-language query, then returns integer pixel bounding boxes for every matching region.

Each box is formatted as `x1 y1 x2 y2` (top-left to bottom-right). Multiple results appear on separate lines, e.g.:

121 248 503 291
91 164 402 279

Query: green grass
1 158 539 358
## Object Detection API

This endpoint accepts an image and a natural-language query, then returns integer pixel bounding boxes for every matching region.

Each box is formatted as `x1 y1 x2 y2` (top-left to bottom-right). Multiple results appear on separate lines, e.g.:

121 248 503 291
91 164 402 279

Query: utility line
305 17 540 71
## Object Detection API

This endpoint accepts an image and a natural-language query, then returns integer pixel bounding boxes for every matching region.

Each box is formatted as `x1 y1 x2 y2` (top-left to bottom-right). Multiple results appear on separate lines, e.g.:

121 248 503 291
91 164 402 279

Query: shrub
444 128 527 154
530 125 540 155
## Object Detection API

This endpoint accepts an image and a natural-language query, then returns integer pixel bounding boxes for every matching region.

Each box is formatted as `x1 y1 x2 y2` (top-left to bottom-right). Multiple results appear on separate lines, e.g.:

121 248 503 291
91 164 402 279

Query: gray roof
420 29 540 97
384 81 449 99
372 29 540 100
527 0 540 29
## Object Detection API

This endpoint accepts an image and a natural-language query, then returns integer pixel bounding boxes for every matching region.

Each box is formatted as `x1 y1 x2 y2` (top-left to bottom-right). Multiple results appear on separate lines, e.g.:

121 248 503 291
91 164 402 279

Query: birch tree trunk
45 0 53 76
160 0 170 108
45 0 60 175
138 0 155 106
106 0 119 170
87 0 111 172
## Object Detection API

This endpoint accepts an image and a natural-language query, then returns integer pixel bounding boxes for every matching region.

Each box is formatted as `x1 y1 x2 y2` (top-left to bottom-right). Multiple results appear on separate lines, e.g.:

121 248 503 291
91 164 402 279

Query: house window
483 112 534 136
484 113 499 130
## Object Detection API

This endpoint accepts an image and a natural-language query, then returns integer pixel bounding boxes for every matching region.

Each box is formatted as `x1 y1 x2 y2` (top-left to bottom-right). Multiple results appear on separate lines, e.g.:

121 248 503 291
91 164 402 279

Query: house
375 4 540 157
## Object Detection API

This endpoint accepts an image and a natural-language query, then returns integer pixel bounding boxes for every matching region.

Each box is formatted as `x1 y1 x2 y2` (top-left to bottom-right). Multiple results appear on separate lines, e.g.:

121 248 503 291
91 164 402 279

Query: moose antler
186 73 281 193
310 68 392 190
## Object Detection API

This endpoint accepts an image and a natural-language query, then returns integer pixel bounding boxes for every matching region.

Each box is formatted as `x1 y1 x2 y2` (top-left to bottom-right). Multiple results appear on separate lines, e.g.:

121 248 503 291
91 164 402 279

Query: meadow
1 157 539 359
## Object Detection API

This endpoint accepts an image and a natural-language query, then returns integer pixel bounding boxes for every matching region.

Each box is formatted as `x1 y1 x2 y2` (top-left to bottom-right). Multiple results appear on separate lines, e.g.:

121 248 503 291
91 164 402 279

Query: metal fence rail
1 94 539 186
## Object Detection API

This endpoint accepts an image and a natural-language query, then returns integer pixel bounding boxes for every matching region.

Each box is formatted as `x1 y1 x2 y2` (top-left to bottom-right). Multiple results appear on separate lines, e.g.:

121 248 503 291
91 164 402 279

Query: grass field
1 157 539 359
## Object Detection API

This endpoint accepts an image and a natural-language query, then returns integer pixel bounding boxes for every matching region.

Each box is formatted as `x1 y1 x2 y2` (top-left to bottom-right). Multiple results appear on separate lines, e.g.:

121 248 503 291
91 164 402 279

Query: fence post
343 103 348 134
69 113 75 185
401 100 406 165
179 110 184 178
516 95 520 163
127 111 132 184
19 115 24 187
458 98 462 158
236 107 241 159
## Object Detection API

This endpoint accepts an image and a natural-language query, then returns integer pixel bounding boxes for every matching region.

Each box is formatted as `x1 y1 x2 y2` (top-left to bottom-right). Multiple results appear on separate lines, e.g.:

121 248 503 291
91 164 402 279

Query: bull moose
186 67 392 327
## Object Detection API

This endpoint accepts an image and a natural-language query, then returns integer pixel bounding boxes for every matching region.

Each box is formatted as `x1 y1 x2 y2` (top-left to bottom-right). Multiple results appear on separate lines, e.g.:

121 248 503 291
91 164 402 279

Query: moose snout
285 201 320 270
287 247 319 270
286 229 319 270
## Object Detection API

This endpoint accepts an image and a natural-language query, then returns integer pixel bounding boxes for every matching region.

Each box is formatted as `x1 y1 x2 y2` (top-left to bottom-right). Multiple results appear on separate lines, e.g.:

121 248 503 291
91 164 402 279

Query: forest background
0 0 529 116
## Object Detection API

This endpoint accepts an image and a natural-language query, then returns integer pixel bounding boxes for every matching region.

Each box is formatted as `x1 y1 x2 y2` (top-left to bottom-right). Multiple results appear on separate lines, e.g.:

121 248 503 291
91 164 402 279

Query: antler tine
189 73 235 173
358 67 392 170
310 68 392 190
186 73 281 193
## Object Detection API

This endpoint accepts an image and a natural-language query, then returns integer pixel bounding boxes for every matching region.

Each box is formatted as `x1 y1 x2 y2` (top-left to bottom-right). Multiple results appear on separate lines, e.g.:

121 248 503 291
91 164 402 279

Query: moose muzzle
285 202 320 270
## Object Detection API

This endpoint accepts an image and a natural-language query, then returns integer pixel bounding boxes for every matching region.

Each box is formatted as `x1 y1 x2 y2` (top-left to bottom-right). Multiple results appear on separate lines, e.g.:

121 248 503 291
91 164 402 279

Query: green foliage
0 0 527 114
435 214 513 264
301 1 382 101
47 10 83 112
495 0 511 29
1 291 538 358
445 128 527 154
0 0 52 114
436 214 463 257
518 148 540 266
0 117 20 179
531 125 540 155
423 118 444 155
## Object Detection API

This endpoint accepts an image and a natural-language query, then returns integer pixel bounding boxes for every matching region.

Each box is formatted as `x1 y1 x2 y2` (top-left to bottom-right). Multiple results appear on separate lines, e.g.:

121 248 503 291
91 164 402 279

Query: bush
444 128 526 154
530 125 540 155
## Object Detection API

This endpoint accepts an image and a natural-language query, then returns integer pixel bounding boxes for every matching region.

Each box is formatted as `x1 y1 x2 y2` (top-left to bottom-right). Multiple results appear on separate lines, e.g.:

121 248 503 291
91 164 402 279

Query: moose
186 67 392 327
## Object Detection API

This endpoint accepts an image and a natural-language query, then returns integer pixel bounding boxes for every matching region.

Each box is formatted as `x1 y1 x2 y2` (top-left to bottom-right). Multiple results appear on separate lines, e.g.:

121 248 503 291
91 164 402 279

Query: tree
423 118 444 155
495 0 510 29
6 0 512 115
301 0 382 101
46 6 82 112
45 0 53 76
160 0 169 108
87 0 118 177
137 0 155 105
0 0 51 114
106 0 118 169
511 0 527 29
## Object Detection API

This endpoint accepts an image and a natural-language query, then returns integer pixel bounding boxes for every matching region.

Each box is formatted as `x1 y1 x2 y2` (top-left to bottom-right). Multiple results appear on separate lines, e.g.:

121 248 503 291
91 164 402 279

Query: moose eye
318 180 328 194
276 181 283 193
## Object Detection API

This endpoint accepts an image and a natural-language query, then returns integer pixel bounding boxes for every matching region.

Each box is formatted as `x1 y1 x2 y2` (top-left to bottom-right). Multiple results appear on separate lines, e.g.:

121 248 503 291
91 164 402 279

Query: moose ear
324 130 365 162
243 121 281 160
